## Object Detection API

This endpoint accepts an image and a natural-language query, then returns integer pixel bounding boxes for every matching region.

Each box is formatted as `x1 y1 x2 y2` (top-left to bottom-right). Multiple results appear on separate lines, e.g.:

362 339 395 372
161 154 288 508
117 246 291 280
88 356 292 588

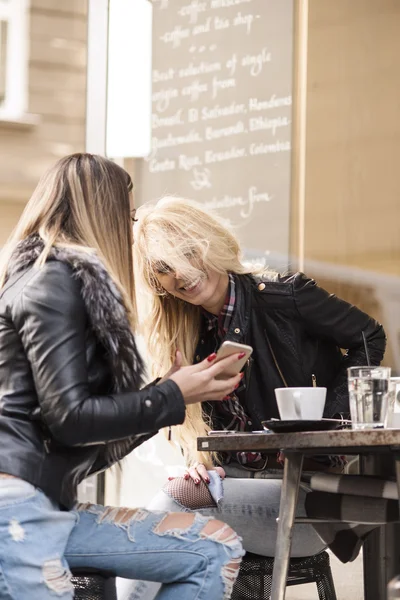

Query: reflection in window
0 0 29 119
0 20 8 104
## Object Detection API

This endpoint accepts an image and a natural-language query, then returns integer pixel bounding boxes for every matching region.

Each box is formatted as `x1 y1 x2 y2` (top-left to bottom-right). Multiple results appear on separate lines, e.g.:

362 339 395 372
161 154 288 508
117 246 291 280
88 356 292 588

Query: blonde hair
133 196 268 468
0 153 138 327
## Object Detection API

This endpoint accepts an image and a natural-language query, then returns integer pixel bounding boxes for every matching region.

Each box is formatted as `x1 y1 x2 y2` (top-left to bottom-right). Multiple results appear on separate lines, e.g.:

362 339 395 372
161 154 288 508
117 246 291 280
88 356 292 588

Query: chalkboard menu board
135 0 294 267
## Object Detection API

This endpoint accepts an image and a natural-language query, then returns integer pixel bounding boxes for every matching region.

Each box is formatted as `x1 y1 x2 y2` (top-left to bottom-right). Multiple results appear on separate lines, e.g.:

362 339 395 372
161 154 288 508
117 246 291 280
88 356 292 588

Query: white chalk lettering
204 195 246 210
241 48 272 77
239 187 272 219
152 88 179 113
214 16 230 30
233 12 254 34
152 110 184 130
188 108 199 123
203 187 271 219
249 140 291 155
149 158 176 173
190 167 212 190
179 154 202 171
182 80 208 101
212 76 236 98
160 27 190 48
205 146 246 163
226 53 238 76
178 1 207 24
178 61 221 78
205 120 245 140
248 95 292 111
152 130 203 153
192 17 212 35
201 102 246 120
211 0 252 8
153 68 175 83
249 115 290 134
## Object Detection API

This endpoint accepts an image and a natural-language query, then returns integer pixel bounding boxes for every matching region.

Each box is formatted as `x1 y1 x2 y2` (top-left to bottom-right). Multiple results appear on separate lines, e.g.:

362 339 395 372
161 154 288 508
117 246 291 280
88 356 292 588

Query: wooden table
198 428 400 600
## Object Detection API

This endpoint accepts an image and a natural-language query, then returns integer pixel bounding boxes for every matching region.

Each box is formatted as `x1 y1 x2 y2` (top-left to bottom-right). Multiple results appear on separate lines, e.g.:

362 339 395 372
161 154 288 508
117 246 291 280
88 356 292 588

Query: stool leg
270 453 304 600
316 569 338 600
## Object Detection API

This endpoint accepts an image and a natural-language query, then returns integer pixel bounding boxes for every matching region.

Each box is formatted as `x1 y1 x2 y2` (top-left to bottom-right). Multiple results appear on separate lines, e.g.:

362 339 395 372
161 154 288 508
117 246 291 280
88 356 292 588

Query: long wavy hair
133 196 269 468
0 153 138 327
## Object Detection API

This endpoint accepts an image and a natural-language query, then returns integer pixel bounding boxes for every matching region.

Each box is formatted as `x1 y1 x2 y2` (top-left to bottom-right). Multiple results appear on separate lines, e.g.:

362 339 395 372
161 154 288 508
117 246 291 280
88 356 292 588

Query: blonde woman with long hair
0 155 245 600
130 196 385 585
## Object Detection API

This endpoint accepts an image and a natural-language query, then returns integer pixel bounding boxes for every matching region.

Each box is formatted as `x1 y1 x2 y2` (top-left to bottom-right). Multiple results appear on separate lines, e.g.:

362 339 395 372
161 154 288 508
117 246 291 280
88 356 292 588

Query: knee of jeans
200 519 244 600
42 558 75 595
200 518 242 553
154 512 196 534
155 515 243 599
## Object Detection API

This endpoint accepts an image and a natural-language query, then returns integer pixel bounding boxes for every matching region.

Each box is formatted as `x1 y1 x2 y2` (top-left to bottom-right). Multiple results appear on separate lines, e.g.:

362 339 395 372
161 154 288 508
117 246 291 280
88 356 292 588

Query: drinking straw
362 331 371 366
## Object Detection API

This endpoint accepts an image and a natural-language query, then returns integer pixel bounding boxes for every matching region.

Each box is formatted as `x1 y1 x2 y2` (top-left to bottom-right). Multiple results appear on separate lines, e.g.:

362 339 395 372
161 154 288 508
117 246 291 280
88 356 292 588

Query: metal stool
71 569 117 600
231 550 337 600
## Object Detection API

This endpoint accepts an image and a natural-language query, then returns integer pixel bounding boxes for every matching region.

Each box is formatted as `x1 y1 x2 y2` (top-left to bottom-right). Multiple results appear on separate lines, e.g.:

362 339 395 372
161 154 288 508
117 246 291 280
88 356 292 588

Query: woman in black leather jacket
130 195 386 582
0 154 245 600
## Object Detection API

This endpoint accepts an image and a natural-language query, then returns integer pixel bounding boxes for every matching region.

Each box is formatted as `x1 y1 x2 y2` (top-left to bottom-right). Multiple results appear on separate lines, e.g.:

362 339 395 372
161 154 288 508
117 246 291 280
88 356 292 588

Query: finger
208 373 243 399
208 352 245 377
174 349 183 369
187 466 201 484
194 353 218 371
196 463 210 484
214 466 226 480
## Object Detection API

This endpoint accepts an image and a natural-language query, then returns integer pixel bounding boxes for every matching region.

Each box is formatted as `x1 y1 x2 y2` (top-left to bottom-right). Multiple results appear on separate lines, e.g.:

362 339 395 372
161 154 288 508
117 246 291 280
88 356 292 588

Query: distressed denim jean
0 477 244 600
124 464 325 600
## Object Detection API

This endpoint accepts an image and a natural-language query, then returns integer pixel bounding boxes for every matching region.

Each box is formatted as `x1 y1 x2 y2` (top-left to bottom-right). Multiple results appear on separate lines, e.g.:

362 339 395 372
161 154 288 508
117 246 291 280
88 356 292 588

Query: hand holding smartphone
214 340 253 380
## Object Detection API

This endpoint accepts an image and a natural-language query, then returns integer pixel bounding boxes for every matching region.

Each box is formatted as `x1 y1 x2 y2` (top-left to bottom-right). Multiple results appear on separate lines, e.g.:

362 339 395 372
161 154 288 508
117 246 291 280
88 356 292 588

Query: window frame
0 0 29 120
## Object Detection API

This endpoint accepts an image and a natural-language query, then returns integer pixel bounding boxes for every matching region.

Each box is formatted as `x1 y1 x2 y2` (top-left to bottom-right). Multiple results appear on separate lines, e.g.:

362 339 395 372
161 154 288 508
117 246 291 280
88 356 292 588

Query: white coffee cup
275 387 327 421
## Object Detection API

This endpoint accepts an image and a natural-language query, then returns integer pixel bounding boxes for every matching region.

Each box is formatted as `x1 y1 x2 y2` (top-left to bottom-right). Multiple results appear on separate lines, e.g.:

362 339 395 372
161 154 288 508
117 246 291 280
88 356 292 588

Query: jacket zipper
265 333 288 388
245 356 253 389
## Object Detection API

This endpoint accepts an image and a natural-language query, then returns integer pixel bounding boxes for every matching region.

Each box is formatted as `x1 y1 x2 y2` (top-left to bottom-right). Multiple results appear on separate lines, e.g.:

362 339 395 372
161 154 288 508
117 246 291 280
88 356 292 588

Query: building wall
0 0 87 244
296 0 400 370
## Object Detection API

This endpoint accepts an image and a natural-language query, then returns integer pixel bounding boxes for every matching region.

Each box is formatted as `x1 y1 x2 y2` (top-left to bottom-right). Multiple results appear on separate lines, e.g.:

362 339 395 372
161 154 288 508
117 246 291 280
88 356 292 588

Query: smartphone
214 340 253 380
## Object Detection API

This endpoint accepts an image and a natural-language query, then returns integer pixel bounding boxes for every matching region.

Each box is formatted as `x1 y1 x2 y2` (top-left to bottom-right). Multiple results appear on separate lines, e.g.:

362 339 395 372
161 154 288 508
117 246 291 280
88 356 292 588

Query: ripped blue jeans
0 478 244 600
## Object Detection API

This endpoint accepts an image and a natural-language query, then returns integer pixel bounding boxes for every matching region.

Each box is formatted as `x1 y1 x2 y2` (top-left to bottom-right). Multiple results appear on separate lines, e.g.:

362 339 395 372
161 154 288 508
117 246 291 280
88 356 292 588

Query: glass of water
384 378 400 428
348 366 391 430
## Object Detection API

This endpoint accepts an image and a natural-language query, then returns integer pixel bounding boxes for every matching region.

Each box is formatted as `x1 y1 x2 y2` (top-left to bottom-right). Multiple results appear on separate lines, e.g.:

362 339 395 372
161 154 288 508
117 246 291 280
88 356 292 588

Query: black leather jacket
197 273 386 429
0 248 185 509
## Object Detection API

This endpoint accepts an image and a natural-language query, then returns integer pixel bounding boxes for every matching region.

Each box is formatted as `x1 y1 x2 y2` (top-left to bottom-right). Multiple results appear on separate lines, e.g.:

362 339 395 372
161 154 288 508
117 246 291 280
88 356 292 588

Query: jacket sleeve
16 263 186 446
292 273 386 415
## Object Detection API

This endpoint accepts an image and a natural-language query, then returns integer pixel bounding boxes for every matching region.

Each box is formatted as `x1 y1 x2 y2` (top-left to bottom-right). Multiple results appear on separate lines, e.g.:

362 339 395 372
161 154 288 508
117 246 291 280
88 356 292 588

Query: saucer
261 419 342 433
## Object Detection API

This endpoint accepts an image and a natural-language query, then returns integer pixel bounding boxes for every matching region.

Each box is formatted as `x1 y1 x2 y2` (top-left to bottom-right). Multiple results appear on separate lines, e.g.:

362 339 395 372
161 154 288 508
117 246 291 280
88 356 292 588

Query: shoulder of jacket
20 261 83 312
23 260 78 291
249 271 315 295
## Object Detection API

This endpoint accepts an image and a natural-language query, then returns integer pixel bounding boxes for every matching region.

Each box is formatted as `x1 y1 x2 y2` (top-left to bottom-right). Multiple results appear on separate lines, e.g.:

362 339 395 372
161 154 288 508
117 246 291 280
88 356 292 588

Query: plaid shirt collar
203 273 235 339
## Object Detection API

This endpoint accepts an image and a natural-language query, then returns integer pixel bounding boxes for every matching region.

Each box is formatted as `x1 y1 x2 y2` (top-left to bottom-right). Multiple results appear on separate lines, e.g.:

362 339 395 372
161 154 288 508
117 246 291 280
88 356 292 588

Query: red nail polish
184 473 189 479
240 372 245 378
207 353 217 362
223 395 230 400
238 352 246 359
205 478 210 484
195 479 200 485
234 383 239 389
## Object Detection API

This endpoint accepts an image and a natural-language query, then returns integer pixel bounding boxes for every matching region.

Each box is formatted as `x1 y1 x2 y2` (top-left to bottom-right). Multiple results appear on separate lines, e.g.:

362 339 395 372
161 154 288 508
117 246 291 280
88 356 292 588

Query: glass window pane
0 20 7 105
